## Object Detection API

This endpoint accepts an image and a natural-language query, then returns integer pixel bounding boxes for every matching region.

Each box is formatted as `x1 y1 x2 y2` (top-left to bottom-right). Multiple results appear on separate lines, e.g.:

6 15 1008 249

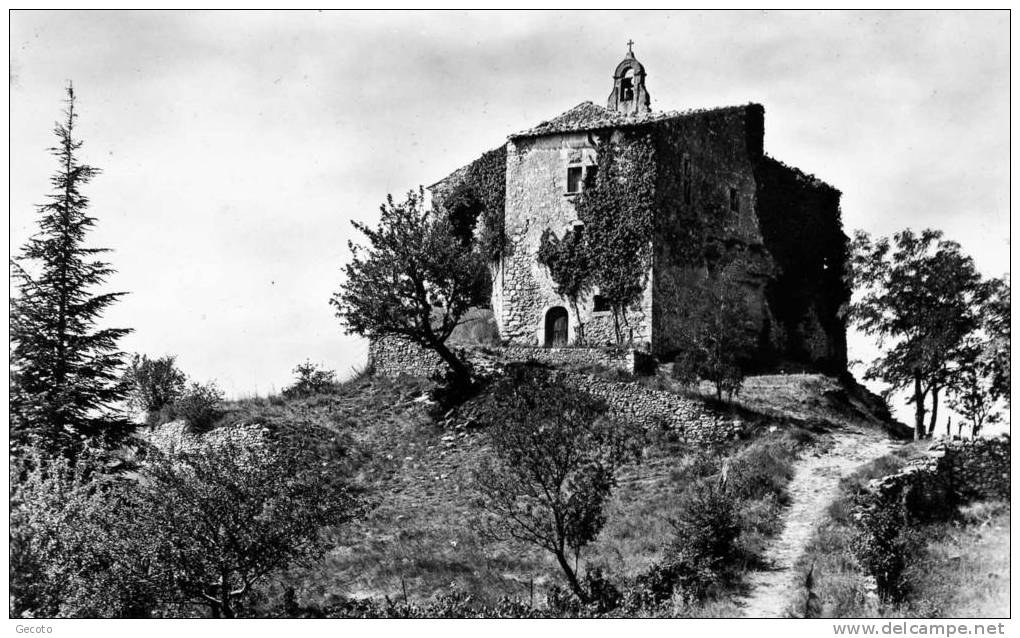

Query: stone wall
369 336 653 378
368 336 447 379
865 435 1010 518
550 370 745 444
369 336 742 443
649 106 771 359
501 131 653 348
754 156 848 373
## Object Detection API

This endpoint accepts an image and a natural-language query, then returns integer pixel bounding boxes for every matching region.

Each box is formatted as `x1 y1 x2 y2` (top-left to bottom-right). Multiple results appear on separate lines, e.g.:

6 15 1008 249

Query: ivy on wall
538 133 657 345
437 146 508 264
537 226 590 343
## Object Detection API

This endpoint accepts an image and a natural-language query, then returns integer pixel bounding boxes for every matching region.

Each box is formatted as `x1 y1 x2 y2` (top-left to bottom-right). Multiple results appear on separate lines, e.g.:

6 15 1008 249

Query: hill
197 366 909 616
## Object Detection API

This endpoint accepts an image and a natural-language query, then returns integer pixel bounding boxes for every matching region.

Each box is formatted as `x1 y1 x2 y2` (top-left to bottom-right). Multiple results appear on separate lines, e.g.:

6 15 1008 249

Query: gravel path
737 428 899 618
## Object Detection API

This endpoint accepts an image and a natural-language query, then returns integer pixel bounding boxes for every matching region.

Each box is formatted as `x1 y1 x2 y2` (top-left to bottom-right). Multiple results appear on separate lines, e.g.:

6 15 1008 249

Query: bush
626 480 743 610
10 450 159 618
282 361 338 399
123 354 187 425
171 381 224 432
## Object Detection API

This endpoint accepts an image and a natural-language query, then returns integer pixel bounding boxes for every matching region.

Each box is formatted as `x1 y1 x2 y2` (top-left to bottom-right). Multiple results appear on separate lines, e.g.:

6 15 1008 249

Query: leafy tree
538 226 592 343
472 366 637 602
331 188 489 387
282 360 338 399
10 84 132 457
850 229 986 439
123 354 187 424
948 344 1003 437
572 136 656 344
979 275 1010 404
671 274 758 401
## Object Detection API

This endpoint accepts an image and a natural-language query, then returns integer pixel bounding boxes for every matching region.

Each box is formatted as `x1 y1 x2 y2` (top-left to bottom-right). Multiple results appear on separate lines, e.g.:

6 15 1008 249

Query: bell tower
607 40 651 116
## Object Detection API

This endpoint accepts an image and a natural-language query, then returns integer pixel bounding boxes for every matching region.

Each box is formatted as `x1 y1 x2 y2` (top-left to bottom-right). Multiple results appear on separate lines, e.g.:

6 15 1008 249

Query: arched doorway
544 307 568 347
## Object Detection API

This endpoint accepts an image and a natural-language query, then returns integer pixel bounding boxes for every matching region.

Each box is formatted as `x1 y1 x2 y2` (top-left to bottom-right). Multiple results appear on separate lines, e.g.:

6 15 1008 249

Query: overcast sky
9 10 1009 422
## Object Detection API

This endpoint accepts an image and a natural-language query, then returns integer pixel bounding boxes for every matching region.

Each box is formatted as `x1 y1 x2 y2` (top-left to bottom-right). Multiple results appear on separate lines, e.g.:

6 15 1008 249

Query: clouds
9 10 1008 398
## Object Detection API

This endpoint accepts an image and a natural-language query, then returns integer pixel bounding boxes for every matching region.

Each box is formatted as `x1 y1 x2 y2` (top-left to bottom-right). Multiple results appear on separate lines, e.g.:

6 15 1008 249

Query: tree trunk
554 549 589 604
913 370 926 440
431 338 471 386
570 301 585 346
927 384 939 439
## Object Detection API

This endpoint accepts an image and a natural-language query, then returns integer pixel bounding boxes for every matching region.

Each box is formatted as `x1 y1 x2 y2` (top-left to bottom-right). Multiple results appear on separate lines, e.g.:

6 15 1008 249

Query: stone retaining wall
369 336 652 377
369 336 743 444
550 370 744 444
865 435 1010 518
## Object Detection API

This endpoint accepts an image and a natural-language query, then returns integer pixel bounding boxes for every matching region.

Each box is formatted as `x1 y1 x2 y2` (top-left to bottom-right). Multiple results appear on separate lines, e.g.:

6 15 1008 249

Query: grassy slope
222 371 897 614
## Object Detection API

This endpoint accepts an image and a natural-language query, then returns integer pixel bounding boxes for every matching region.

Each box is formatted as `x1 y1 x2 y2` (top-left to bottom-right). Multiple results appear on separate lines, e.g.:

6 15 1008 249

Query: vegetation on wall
537 226 591 342
437 146 507 265
537 134 657 345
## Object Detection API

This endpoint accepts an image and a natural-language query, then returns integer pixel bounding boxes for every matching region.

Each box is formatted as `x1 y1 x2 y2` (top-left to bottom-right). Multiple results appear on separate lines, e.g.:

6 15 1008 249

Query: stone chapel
429 45 849 374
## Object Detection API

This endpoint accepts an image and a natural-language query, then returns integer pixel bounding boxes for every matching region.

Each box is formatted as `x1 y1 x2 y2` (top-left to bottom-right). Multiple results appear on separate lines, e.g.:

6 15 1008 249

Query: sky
9 10 1010 424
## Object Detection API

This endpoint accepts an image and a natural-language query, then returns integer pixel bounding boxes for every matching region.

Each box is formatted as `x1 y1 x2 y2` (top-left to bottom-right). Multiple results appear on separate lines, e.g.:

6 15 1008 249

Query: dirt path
737 428 899 618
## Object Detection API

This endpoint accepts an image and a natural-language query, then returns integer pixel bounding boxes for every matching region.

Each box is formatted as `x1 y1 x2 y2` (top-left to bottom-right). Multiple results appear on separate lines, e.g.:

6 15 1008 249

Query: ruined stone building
430 46 850 374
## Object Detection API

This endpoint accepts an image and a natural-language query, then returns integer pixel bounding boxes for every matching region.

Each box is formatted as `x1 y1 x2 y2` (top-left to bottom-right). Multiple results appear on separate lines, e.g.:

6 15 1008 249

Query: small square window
567 166 583 194
729 187 740 213
593 295 611 312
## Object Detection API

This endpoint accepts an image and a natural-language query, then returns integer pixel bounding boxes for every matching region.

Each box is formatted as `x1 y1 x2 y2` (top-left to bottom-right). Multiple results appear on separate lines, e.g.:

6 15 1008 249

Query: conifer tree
10 84 132 457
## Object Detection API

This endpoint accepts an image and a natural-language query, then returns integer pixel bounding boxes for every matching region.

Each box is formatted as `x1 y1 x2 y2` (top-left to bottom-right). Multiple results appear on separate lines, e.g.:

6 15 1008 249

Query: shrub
282 361 338 399
171 381 224 432
852 499 916 603
123 354 187 425
10 450 159 618
627 480 743 610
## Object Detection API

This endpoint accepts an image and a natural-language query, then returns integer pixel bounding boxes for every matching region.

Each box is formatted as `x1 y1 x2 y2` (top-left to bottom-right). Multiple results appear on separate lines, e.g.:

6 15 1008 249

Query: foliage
537 226 592 343
282 360 338 399
11 423 364 619
471 365 638 602
849 229 987 439
10 84 133 457
671 273 758 401
331 188 489 386
436 146 507 264
852 499 917 603
171 381 224 432
977 275 1010 405
534 135 657 345
123 354 187 424
123 424 363 618
947 348 1002 437
575 135 657 341
10 449 166 618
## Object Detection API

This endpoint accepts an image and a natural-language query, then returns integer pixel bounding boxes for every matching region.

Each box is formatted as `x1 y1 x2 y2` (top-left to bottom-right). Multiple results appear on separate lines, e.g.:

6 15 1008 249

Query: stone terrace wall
866 435 1010 516
369 336 651 377
369 336 742 444
368 336 446 379
550 370 744 444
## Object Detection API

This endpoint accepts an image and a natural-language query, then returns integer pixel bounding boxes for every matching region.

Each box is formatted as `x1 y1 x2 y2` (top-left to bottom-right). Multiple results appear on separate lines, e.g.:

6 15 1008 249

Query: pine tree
10 83 133 457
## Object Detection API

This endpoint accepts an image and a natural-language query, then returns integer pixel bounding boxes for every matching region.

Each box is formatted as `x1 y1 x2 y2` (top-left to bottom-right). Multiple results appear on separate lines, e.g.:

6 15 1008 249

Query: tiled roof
509 101 754 140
